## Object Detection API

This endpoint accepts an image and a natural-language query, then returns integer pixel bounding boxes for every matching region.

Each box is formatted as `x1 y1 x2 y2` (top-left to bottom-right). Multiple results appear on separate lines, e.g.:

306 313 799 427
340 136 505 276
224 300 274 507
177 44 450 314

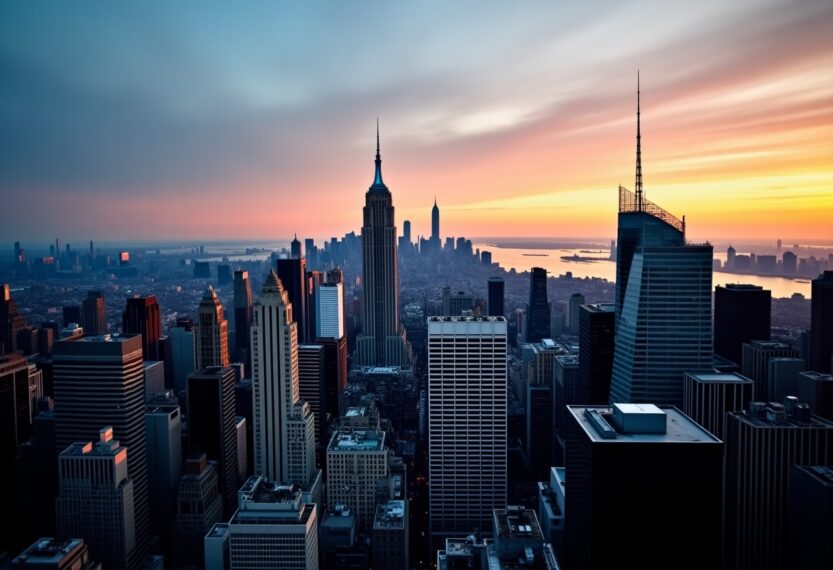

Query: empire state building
356 124 410 367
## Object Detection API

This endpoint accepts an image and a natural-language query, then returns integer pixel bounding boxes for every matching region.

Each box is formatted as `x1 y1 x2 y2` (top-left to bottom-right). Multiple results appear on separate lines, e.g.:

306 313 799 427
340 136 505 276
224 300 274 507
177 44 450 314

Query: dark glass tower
810 271 833 373
232 269 253 372
578 303 615 404
357 123 408 367
187 366 239 517
277 257 308 343
525 267 550 344
1 285 27 355
81 290 107 335
122 295 162 361
488 277 504 317
714 284 771 365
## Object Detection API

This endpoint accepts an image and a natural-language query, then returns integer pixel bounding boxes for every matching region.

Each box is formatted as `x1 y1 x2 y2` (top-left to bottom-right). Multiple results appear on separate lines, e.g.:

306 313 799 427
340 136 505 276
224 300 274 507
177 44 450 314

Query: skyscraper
53 334 148 565
568 293 585 335
725 401 833 570
80 291 107 335
62 305 81 329
525 268 550 344
169 317 195 394
144 396 182 544
682 371 754 440
232 270 253 372
356 124 409 367
565 404 723 569
56 428 136 570
487 277 504 317
250 271 321 499
291 234 302 259
428 315 507 537
609 82 713 408
315 279 344 340
1 284 27 355
194 286 230 370
403 219 411 244
1 353 31 550
298 344 325 462
786 465 833 570
431 197 440 245
741 340 799 402
276 257 308 343
172 454 223 569
578 303 615 405
810 271 833 373
122 296 161 361
714 284 771 365
187 366 238 517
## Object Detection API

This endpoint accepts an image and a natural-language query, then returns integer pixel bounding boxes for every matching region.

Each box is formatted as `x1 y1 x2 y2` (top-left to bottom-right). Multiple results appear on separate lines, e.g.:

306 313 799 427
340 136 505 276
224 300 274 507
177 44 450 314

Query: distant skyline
2 1 832 243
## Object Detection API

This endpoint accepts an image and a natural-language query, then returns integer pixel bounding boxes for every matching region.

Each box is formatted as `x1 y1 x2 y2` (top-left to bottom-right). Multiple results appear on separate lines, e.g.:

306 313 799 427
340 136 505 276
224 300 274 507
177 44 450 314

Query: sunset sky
1 1 831 244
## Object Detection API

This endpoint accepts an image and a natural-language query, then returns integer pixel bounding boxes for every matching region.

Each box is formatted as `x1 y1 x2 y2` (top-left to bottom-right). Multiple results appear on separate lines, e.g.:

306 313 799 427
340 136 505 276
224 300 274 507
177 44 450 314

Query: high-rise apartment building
194 286 230 370
232 270 253 372
525 268 550 343
725 401 833 570
356 126 409 367
250 272 322 500
53 334 149 564
56 428 136 570
428 316 507 537
810 271 833 373
187 366 238 517
122 296 161 361
565 404 723 569
714 284 771 365
80 291 107 336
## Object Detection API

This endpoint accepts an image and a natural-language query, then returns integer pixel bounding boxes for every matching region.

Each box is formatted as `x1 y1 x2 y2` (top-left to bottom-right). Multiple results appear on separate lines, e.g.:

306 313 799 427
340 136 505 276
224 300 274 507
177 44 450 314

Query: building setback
682 371 754 440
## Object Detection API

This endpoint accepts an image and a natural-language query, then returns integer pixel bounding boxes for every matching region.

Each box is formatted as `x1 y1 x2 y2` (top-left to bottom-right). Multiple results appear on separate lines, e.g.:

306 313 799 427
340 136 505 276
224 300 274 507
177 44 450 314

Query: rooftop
555 355 578 367
732 401 833 429
685 372 753 384
13 538 86 565
796 466 833 487
345 407 367 417
494 506 544 541
428 315 506 323
568 405 721 444
329 429 386 452
206 523 229 539
581 303 615 313
800 371 833 382
374 500 406 530
618 185 685 233
747 340 795 351
75 333 138 343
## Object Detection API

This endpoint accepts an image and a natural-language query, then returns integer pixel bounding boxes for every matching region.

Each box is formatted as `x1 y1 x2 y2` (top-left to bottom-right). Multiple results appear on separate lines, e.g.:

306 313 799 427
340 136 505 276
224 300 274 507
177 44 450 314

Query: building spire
372 117 385 188
635 70 644 211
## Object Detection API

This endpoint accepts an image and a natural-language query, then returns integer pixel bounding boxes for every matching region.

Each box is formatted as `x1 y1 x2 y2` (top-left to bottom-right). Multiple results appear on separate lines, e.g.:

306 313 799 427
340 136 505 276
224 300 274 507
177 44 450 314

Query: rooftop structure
328 429 386 452
569 403 720 444
11 538 99 569
374 500 406 530
618 185 685 234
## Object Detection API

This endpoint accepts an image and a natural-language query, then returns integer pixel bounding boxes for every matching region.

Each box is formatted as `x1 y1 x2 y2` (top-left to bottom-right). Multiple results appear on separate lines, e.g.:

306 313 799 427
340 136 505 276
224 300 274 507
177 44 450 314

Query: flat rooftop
747 340 795 350
374 500 406 530
206 523 229 539
329 430 385 452
568 405 721 444
13 538 85 564
345 407 367 417
428 315 506 322
75 333 138 343
555 355 578 366
580 303 615 313
494 506 544 541
686 372 753 384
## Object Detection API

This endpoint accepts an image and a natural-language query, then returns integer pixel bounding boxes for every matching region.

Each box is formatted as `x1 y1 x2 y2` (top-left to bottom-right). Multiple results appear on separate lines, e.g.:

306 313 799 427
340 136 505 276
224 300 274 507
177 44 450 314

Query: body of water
474 242 812 299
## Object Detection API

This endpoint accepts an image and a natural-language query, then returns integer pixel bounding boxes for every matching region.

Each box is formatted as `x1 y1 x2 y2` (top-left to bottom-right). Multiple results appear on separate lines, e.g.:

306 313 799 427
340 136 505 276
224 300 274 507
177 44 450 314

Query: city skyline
2 1 832 243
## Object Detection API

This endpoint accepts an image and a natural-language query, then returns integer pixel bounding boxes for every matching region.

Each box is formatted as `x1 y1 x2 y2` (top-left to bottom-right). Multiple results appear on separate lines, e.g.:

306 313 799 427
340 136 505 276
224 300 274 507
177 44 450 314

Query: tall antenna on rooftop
635 71 644 211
